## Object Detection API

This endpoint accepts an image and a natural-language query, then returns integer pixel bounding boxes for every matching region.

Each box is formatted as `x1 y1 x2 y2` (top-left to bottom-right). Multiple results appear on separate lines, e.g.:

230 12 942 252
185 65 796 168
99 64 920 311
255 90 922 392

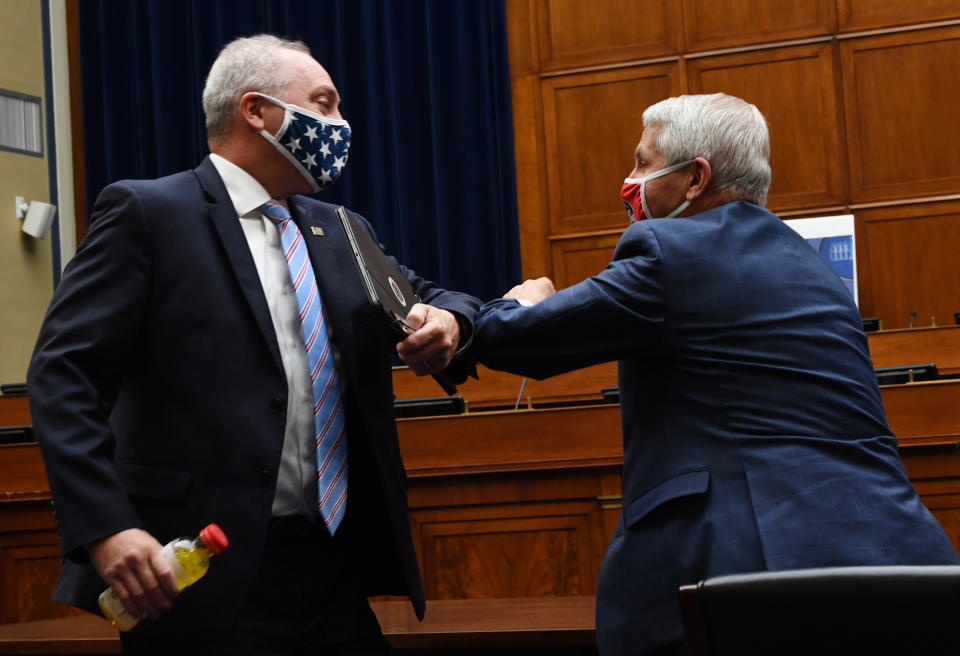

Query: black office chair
679 566 960 655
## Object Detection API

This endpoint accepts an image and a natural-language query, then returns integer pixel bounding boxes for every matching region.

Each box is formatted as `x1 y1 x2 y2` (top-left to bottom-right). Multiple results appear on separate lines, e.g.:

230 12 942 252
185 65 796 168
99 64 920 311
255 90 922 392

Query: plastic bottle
98 523 228 631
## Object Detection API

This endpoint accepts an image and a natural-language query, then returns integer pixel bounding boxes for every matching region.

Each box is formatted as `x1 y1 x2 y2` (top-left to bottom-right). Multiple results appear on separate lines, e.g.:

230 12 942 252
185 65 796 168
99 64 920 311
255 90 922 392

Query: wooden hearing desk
0 324 957 648
0 596 598 654
392 324 960 408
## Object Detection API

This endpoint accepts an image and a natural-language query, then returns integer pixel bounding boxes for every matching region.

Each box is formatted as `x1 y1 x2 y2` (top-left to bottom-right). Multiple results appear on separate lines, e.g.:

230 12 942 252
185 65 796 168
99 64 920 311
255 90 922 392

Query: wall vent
0 89 43 157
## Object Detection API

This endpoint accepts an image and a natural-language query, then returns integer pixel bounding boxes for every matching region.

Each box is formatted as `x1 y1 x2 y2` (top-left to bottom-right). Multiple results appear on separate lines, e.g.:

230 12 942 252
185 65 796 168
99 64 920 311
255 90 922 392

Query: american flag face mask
257 93 352 193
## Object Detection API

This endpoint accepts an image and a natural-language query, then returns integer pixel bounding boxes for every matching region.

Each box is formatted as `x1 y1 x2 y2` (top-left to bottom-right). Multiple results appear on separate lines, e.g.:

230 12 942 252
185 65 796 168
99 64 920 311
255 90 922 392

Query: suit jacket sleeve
352 213 482 383
475 221 668 379
27 182 151 560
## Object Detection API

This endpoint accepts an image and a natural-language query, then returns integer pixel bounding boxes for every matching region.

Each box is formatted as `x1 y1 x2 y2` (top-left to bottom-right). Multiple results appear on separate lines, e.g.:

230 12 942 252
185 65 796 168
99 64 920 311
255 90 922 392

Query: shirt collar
209 153 275 218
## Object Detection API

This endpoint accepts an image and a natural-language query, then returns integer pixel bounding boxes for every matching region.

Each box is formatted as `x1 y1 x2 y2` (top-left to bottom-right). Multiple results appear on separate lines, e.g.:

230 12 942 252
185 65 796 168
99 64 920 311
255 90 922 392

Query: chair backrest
679 566 960 655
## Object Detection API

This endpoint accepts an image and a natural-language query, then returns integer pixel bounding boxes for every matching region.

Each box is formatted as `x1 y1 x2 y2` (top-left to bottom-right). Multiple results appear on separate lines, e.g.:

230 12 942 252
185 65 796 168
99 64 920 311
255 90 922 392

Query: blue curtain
77 0 520 300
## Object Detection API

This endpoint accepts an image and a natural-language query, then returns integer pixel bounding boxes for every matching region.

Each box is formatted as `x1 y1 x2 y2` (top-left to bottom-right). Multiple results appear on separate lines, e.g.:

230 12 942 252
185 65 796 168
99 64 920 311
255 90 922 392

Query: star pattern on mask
280 113 350 188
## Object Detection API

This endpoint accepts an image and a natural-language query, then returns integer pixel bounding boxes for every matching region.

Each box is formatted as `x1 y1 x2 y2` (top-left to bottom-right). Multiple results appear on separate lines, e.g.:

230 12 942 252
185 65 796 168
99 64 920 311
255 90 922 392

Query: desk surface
0 596 597 653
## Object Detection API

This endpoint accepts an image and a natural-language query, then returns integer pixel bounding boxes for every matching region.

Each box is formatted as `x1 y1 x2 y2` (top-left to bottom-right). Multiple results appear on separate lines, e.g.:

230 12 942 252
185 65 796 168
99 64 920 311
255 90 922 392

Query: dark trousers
121 514 390 655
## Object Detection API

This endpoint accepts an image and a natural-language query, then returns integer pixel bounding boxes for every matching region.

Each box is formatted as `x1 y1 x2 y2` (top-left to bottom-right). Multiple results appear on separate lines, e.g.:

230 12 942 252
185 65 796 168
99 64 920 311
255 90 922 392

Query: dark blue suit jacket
475 201 958 655
27 157 479 639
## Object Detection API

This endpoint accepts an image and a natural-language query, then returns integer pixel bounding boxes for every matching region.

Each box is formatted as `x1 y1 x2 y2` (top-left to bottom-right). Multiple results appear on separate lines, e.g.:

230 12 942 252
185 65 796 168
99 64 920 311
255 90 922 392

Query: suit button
258 469 273 483
270 397 285 413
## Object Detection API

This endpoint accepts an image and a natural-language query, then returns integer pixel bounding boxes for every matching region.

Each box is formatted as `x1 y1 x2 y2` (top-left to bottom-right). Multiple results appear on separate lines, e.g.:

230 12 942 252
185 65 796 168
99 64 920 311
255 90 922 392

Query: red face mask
619 159 694 222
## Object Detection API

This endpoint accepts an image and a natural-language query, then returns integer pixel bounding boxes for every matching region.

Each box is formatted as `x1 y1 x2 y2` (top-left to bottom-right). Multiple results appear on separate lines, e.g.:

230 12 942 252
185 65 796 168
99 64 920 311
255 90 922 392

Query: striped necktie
260 200 347 534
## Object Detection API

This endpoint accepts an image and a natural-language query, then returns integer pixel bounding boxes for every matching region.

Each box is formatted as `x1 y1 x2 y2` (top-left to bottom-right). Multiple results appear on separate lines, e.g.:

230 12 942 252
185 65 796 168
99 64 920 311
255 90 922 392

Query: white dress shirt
209 154 321 517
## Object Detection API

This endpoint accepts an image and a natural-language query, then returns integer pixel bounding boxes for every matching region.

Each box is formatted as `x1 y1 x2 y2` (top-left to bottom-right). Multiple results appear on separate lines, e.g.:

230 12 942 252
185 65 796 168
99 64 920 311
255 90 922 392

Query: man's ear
687 156 712 199
238 92 269 133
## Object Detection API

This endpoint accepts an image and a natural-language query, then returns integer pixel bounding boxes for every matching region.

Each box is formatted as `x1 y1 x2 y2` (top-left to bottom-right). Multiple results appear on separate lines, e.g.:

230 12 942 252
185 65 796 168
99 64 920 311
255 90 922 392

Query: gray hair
642 93 771 206
202 34 311 144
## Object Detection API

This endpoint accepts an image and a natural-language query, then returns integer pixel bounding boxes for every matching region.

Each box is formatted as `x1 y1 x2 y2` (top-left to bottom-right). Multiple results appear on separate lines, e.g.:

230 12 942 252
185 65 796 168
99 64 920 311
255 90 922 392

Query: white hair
642 93 771 206
202 34 311 144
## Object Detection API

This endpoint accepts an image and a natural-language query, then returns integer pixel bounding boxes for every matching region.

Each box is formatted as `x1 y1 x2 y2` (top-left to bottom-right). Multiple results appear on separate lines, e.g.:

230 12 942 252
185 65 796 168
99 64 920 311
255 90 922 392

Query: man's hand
503 277 556 305
89 528 179 622
397 304 460 376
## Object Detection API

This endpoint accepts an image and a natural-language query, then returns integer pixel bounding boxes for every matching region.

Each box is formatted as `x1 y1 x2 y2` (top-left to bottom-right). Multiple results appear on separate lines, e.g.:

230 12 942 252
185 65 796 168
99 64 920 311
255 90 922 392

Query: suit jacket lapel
193 157 284 376
288 197 368 389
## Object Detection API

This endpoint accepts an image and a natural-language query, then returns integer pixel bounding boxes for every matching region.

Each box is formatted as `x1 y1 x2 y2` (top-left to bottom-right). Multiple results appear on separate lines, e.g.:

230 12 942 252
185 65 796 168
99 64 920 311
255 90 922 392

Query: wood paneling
507 1 960 324
682 0 834 52
900 445 960 556
0 395 31 427
398 404 620 603
841 25 960 203
837 0 960 33
373 595 597 649
536 0 681 71
506 0 553 280
0 597 599 653
417 504 599 599
856 200 960 329
867 325 960 375
0 613 121 654
542 64 681 235
392 326 960 407
392 362 615 408
686 42 846 212
550 233 621 289
0 444 48 496
3 368 960 625
881 380 960 444
8 544 71 623
396 406 622 475
0 503 72 625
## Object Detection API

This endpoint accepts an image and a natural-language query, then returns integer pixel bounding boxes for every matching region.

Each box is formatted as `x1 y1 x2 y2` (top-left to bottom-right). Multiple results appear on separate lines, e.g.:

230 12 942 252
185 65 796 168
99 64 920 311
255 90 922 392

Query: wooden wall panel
686 43 846 212
550 234 620 289
682 0 834 52
536 0 681 71
837 0 960 33
506 0 553 281
882 381 960 444
542 64 681 235
856 200 960 329
867 326 960 375
0 394 31 426
900 446 960 556
507 1 960 322
416 504 600 599
0 505 77 624
8 544 70 623
841 26 960 203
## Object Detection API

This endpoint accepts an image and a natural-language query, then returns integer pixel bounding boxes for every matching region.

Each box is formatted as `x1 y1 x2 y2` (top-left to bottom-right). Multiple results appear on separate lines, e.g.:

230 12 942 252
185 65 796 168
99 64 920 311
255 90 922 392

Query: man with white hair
29 34 479 653
475 93 959 655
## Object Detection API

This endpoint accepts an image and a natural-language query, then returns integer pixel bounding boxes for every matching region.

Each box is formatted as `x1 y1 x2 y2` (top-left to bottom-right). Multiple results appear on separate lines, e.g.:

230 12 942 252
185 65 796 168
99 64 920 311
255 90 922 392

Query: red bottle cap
199 523 228 554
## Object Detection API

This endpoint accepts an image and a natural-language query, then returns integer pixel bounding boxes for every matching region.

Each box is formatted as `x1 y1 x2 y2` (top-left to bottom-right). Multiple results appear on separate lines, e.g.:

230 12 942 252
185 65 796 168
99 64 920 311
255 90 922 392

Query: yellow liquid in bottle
98 539 212 631
169 542 211 589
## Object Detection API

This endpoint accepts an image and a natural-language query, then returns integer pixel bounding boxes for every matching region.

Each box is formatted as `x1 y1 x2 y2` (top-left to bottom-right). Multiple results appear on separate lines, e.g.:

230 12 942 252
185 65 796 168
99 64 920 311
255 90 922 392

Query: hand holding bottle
93 523 228 631
89 528 179 623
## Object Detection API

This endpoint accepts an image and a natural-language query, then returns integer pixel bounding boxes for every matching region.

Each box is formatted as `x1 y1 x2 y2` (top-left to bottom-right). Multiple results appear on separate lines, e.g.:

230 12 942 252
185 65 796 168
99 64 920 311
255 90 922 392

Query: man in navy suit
475 93 958 656
28 34 478 654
